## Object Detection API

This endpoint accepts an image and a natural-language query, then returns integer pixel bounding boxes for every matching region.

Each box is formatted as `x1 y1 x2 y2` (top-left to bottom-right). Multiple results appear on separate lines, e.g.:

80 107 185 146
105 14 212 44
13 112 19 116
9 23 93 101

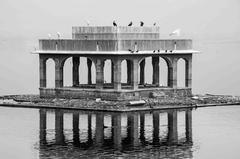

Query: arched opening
144 57 153 84
46 58 55 88
177 58 186 88
121 60 127 84
63 57 73 87
138 57 153 85
79 57 96 85
103 59 112 84
159 57 169 87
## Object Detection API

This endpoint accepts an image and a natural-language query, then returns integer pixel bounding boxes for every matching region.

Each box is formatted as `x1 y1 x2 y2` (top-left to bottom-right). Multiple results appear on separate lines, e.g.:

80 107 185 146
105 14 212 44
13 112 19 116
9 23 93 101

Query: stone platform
40 86 192 101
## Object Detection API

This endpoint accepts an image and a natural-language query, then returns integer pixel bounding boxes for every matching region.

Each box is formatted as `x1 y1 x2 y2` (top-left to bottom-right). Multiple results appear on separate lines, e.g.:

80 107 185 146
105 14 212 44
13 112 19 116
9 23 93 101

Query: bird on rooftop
128 49 134 53
57 32 61 39
153 50 155 53
158 49 160 52
153 22 156 26
48 34 51 39
128 21 133 26
140 21 144 26
113 20 117 26
85 20 90 26
165 50 168 53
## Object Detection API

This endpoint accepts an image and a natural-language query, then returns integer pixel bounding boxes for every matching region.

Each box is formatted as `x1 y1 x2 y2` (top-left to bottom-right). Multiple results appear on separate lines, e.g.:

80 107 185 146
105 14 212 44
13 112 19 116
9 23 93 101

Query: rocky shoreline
0 94 240 112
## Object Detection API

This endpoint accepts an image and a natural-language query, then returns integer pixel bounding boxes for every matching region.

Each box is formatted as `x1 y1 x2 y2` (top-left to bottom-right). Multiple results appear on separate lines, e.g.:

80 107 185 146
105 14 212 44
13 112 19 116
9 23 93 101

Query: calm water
0 106 240 159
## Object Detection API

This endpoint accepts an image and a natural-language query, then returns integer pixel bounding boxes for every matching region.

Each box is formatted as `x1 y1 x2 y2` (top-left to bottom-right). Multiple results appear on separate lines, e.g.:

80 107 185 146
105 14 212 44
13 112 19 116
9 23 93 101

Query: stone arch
121 59 128 84
46 58 55 88
138 56 153 85
79 57 96 85
177 58 187 88
103 59 113 84
63 57 73 87
159 57 170 87
120 59 133 86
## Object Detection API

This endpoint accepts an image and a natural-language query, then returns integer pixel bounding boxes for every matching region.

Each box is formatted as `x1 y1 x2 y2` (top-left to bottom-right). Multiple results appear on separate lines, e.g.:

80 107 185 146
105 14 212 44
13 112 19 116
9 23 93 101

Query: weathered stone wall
39 39 192 51
40 88 192 101
72 26 160 40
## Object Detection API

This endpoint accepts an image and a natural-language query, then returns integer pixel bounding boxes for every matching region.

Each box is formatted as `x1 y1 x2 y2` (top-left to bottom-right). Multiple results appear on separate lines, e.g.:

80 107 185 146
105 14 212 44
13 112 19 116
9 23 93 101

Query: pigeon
153 50 155 53
48 34 51 39
85 20 90 26
170 50 173 53
140 21 144 26
158 49 160 52
128 49 134 53
128 21 133 26
57 32 61 39
165 50 168 53
113 20 117 26
153 22 156 26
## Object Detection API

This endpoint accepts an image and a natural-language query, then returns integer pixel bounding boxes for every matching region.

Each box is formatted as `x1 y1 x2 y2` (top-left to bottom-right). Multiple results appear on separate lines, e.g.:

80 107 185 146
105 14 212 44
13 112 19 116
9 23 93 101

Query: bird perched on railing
48 34 51 39
128 21 133 26
85 20 90 26
113 20 117 26
128 49 134 53
140 21 144 26
57 32 61 39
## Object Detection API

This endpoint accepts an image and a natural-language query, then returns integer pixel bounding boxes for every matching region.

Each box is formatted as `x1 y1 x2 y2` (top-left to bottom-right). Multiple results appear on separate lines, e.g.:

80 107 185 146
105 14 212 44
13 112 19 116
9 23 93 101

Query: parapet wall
39 39 192 51
72 26 160 40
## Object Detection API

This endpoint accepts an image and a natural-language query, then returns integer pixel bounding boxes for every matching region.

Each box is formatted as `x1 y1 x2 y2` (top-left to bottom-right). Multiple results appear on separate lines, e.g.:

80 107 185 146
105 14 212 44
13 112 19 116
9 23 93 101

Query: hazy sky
0 0 240 95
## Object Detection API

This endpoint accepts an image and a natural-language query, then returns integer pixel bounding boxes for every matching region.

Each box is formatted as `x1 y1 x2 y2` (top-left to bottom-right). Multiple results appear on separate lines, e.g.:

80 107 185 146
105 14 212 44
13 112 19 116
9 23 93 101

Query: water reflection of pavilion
38 108 193 158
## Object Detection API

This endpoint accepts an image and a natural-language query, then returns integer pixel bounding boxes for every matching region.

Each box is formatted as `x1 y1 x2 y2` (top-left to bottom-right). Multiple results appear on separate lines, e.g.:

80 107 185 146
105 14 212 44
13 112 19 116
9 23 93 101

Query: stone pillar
140 113 145 143
185 57 192 88
132 59 139 90
88 114 93 144
127 113 139 146
167 110 178 144
152 111 160 144
112 113 122 149
73 112 80 146
72 57 80 87
111 61 114 84
95 59 104 89
95 113 104 146
55 110 64 145
152 57 159 86
55 58 64 88
127 60 133 85
39 56 46 87
87 58 92 85
113 59 121 90
139 59 145 85
168 58 177 88
185 109 192 143
39 109 47 144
